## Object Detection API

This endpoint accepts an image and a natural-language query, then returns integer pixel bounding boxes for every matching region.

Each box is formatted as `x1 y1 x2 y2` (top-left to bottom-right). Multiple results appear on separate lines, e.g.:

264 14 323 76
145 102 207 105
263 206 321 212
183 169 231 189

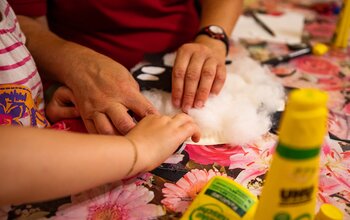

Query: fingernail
195 101 203 108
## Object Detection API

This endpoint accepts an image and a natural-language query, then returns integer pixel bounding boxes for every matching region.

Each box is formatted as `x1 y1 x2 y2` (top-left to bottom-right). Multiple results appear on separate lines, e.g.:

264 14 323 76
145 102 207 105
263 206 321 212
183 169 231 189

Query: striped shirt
0 0 48 127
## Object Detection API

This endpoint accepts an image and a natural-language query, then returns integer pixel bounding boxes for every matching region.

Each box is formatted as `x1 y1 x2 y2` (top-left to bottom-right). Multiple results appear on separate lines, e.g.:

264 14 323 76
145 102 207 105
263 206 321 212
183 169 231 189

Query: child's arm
0 113 200 205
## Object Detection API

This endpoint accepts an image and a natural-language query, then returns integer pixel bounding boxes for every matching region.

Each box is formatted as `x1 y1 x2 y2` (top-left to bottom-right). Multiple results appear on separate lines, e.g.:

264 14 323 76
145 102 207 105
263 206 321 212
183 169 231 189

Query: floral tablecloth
2 1 350 220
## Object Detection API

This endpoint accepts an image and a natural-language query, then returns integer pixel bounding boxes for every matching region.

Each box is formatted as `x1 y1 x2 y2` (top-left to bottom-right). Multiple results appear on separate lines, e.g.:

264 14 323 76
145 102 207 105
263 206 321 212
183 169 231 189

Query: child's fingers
173 113 201 142
171 113 200 141
171 112 194 126
179 120 201 143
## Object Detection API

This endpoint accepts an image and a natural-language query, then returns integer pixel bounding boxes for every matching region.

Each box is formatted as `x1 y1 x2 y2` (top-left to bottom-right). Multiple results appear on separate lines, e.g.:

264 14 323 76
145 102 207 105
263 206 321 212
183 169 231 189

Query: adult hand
16 15 158 135
67 56 158 135
126 113 200 171
45 86 80 123
172 35 227 112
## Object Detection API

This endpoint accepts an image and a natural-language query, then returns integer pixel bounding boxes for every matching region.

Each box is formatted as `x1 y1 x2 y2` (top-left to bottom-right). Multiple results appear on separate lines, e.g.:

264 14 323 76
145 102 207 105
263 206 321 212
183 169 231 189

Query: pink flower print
123 172 154 187
161 169 227 213
317 77 343 91
185 144 244 166
328 110 350 141
305 22 336 39
54 183 164 220
229 134 277 195
327 91 346 112
316 173 348 218
328 49 349 61
343 102 350 115
321 139 350 190
329 190 350 218
293 56 339 77
229 145 273 196
163 153 184 164
318 173 343 203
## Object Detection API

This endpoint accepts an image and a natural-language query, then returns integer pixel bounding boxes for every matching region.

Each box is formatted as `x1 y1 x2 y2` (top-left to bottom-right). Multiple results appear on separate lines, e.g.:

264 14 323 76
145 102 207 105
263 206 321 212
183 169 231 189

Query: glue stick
315 203 344 220
254 88 328 220
333 0 350 48
180 176 258 220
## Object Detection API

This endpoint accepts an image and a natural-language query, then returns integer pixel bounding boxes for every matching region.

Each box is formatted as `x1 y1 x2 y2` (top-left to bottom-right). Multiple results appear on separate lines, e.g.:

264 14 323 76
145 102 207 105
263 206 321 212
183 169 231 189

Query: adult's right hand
66 54 158 135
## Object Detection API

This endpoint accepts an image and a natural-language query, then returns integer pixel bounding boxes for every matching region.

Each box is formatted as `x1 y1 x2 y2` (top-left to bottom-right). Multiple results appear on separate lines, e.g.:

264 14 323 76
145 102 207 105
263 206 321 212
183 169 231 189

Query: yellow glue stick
315 203 344 220
255 88 328 220
333 0 350 48
180 176 258 220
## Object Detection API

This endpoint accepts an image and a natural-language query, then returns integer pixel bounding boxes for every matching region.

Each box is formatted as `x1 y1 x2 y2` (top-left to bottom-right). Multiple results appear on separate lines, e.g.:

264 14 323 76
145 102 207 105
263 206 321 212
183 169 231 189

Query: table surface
2 1 350 220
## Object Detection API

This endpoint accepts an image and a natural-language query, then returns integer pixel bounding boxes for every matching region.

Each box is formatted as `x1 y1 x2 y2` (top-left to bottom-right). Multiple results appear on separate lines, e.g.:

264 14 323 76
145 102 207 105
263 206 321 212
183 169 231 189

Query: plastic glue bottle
180 176 258 220
254 88 328 220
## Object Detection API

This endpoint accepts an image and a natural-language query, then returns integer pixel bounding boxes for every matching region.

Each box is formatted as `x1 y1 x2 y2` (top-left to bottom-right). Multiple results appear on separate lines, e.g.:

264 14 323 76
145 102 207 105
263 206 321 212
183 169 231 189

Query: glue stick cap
312 43 329 56
279 88 328 148
315 204 344 220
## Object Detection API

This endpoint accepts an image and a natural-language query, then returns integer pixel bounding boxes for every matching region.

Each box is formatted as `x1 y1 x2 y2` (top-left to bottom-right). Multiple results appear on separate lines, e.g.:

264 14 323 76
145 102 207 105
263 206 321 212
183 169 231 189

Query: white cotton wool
142 89 180 116
142 56 285 145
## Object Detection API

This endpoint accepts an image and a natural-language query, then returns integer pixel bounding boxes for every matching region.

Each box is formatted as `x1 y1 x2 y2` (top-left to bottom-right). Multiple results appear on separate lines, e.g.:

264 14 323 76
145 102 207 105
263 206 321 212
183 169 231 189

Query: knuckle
144 105 157 115
154 115 170 125
197 44 209 53
172 88 182 97
197 88 210 98
185 70 199 81
183 91 196 100
117 119 133 134
173 69 186 79
201 69 215 78
161 115 171 121
215 71 226 83
121 83 136 92
181 43 193 51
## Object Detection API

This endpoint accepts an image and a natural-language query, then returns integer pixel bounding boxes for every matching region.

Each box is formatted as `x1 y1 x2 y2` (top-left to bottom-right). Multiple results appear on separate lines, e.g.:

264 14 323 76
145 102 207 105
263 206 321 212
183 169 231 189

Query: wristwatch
196 25 229 55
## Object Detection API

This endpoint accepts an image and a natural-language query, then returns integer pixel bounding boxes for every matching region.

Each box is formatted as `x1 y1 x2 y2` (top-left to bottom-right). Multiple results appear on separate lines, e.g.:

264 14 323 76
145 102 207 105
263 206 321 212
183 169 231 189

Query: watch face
209 25 224 34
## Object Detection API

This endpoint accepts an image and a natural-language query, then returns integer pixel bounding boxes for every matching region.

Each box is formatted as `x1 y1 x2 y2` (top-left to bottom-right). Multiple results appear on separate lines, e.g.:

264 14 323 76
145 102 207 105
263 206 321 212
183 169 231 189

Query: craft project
132 54 285 145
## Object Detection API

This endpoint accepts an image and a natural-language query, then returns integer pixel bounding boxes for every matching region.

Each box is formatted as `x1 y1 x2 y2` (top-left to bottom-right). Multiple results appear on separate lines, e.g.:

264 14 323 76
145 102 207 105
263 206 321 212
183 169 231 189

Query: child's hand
125 113 200 172
46 86 80 123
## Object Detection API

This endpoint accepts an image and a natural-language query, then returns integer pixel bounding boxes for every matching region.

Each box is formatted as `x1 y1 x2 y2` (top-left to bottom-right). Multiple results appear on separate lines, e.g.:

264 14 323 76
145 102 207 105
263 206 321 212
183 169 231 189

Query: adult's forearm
0 126 138 205
17 15 105 87
200 0 243 35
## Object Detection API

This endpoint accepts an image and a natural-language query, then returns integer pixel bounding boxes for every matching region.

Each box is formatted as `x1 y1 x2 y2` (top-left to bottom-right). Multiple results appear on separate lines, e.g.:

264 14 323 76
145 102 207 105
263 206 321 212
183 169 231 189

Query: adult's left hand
171 35 227 113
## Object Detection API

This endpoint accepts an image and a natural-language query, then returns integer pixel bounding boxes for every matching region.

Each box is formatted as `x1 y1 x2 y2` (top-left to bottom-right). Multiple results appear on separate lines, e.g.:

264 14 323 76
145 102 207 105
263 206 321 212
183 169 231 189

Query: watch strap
196 25 229 55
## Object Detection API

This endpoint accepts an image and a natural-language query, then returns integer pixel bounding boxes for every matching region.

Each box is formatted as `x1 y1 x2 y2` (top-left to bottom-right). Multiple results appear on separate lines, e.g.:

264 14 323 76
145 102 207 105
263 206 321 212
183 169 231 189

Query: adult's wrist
194 35 227 59
195 25 229 55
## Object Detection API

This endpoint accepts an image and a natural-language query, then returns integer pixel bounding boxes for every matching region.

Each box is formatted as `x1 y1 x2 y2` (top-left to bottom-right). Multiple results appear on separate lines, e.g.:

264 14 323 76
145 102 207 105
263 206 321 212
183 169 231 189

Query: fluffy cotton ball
142 89 180 116
142 56 284 145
